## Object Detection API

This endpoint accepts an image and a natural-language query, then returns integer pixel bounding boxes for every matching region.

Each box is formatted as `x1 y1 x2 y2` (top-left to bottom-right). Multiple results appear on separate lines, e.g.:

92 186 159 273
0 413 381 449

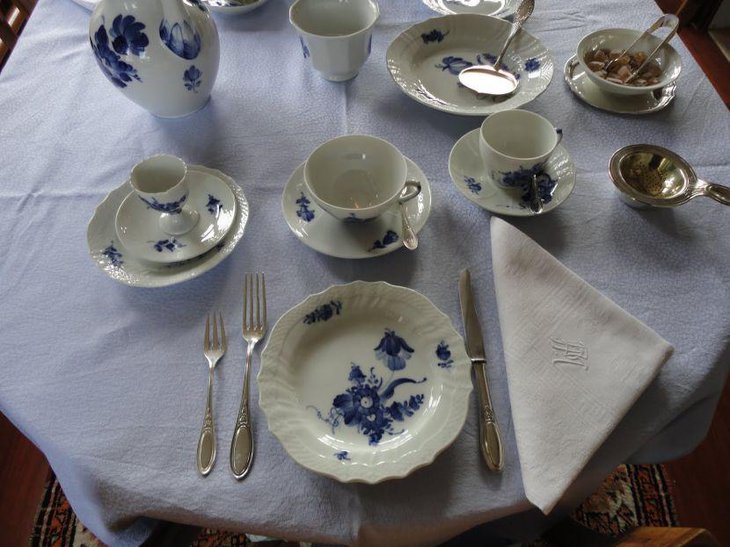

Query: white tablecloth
0 0 728 545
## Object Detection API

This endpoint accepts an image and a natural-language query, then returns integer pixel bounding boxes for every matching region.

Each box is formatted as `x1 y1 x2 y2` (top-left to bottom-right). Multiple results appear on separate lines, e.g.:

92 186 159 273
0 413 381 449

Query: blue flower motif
436 341 454 369
139 194 187 214
90 24 142 88
183 65 202 93
109 15 149 56
344 213 367 223
102 242 123 267
374 329 415 372
524 58 540 72
335 451 350 461
421 29 449 44
159 19 201 60
518 170 558 206
151 238 186 253
205 193 221 215
465 176 481 194
303 300 342 324
295 193 315 222
299 36 310 59
369 230 399 251
436 55 473 75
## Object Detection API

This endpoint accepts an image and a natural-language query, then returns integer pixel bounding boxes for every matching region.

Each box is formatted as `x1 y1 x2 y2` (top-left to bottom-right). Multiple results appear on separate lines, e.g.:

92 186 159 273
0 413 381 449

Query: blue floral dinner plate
258 281 473 483
449 128 576 216
386 14 553 116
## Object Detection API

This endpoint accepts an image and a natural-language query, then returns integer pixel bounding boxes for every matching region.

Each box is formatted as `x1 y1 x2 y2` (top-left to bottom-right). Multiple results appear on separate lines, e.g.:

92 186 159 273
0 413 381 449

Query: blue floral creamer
89 0 219 117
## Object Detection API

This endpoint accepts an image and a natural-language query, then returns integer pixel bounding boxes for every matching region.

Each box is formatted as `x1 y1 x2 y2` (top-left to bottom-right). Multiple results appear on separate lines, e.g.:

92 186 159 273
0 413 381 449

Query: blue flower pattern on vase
102 242 123 267
465 176 481 194
334 451 350 461
183 65 202 93
369 230 399 251
151 238 186 253
303 300 342 324
524 58 540 72
375 328 414 371
139 194 187 214
309 330 426 445
299 37 310 59
436 341 454 369
205 193 221 215
109 15 149 56
296 193 314 222
90 24 143 88
421 29 449 44
159 19 201 60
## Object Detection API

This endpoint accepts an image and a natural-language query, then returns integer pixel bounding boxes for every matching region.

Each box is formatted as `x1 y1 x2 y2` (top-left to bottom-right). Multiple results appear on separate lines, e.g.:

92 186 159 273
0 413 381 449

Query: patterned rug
30 464 677 546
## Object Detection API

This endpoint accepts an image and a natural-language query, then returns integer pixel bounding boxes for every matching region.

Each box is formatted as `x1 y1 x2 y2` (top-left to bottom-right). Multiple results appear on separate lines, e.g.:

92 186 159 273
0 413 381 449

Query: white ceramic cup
304 135 420 222
289 0 379 82
479 109 563 188
130 154 199 236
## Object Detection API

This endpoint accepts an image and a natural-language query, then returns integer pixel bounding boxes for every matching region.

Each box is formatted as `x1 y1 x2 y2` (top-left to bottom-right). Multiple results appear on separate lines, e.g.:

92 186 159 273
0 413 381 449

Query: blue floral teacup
479 109 563 189
130 154 200 236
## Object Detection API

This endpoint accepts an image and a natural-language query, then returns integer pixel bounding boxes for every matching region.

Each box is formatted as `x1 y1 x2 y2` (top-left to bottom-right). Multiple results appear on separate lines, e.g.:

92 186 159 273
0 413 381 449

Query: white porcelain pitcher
89 0 220 118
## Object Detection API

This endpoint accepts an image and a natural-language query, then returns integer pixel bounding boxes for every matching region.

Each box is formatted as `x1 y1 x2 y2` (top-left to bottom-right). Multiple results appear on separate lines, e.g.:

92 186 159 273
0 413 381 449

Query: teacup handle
399 180 422 204
555 128 563 146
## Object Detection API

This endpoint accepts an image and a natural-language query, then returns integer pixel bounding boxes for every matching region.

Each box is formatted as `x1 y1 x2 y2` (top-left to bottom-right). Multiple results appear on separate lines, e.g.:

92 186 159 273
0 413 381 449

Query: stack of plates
87 165 249 288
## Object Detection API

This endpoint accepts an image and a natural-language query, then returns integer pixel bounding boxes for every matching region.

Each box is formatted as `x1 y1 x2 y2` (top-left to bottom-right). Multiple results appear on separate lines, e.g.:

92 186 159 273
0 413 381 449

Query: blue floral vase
89 0 220 118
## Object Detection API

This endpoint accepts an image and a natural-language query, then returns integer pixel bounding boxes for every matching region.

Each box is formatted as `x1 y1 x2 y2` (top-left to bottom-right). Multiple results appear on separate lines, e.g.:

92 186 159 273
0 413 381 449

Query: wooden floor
0 1 728 546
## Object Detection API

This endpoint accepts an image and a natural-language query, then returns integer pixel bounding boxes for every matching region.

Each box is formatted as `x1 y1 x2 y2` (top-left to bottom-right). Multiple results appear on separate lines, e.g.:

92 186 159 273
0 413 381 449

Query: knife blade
458 268 504 472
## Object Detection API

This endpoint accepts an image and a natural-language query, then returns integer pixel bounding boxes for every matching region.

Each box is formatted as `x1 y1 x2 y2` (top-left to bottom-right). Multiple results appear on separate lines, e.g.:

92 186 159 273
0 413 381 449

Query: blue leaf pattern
159 19 201 60
109 14 149 56
184 65 202 93
139 194 187 214
464 176 481 194
90 23 143 88
102 242 123 266
369 230 399 251
295 193 315 222
303 300 342 324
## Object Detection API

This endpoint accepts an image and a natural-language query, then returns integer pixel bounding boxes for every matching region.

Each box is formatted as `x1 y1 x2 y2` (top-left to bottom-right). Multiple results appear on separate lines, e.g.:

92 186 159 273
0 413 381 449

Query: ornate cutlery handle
197 370 216 476
474 361 504 472
230 341 255 479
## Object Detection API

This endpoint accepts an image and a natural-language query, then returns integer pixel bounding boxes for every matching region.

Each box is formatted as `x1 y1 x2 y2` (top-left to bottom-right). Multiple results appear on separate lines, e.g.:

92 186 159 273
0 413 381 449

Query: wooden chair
0 0 35 71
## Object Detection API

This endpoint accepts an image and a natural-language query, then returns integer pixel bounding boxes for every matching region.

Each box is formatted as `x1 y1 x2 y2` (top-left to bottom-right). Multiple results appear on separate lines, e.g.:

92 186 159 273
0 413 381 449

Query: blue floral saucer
258 281 472 483
281 157 432 259
449 128 576 216
115 168 237 264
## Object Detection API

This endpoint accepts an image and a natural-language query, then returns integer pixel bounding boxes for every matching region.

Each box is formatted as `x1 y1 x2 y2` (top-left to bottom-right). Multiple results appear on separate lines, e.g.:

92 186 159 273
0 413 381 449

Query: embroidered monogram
550 338 588 369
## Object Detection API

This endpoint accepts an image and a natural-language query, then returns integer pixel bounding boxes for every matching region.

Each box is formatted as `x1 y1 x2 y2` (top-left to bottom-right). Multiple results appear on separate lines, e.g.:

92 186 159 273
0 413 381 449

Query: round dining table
0 0 728 545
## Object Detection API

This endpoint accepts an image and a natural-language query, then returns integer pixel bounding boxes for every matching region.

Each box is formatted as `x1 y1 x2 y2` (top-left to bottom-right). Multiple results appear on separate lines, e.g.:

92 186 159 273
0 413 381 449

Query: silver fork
230 272 267 480
197 312 227 476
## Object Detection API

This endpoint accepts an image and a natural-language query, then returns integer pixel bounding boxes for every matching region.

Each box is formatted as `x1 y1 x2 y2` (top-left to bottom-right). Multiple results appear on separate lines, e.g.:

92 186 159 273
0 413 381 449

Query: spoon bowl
609 144 730 208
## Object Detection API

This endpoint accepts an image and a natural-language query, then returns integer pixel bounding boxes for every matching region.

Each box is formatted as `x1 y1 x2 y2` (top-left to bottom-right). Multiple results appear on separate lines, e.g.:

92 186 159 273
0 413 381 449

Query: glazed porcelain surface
89 0 220 117
564 56 676 115
115 169 236 263
422 0 520 18
449 128 575 216
88 165 248 287
386 14 553 116
576 28 681 97
258 281 472 483
282 157 431 259
202 0 271 14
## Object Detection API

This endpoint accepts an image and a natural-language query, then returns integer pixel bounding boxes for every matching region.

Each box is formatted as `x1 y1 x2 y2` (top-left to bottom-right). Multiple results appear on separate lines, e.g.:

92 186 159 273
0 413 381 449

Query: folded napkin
490 217 673 514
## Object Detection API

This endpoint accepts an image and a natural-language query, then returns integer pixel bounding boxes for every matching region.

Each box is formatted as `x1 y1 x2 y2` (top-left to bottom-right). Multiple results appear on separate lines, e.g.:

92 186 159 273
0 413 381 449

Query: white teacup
130 154 199 236
289 0 379 82
479 109 563 189
304 135 420 222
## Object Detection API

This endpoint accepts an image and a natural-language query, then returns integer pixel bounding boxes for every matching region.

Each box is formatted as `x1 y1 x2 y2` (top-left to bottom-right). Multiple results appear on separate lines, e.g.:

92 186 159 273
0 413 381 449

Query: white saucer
386 14 553 116
115 170 236 264
282 157 432 259
449 128 575 216
422 0 520 19
564 56 676 115
88 165 249 288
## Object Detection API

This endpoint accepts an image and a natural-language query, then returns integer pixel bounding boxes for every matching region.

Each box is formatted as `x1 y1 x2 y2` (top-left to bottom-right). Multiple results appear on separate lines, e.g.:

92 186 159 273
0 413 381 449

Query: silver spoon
529 173 543 214
398 181 421 250
609 144 730 208
458 0 535 96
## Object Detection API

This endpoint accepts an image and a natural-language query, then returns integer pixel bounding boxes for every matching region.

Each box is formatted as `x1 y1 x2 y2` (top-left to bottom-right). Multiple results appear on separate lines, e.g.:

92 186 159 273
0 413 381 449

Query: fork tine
248 273 254 330
255 273 260 327
243 273 249 331
212 312 219 350
261 273 267 329
219 312 226 351
204 314 210 351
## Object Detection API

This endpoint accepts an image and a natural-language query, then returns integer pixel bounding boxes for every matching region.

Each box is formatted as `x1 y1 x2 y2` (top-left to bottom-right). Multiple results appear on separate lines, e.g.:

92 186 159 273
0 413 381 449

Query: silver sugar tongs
604 14 679 83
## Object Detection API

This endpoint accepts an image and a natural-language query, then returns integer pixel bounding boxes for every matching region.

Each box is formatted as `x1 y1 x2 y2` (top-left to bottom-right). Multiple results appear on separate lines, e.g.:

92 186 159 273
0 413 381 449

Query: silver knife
458 269 504 472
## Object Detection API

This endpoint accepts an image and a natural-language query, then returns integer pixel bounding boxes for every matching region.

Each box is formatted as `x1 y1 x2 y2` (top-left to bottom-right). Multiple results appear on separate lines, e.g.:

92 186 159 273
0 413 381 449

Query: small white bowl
576 28 681 96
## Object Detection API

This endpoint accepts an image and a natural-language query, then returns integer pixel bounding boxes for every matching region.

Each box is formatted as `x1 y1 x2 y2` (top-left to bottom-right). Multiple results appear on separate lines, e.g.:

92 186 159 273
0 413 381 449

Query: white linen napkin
490 217 673 514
